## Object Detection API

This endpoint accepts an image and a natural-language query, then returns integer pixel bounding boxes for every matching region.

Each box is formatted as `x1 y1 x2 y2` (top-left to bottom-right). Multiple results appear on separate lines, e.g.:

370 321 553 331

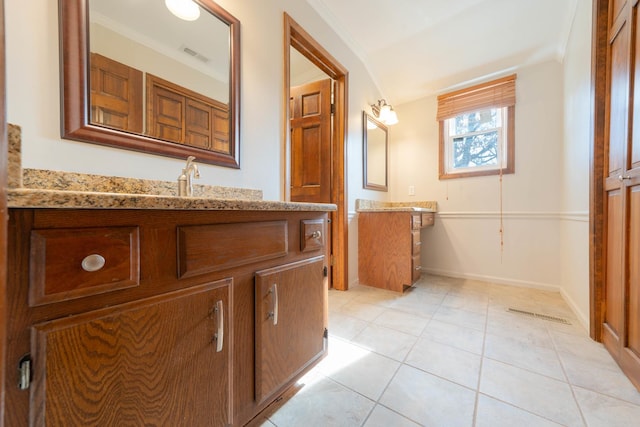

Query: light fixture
371 99 399 125
165 0 201 21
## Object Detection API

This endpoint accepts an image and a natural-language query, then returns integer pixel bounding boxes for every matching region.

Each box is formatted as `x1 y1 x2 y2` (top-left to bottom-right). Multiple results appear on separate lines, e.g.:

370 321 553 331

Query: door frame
589 0 608 341
0 0 7 421
283 13 349 290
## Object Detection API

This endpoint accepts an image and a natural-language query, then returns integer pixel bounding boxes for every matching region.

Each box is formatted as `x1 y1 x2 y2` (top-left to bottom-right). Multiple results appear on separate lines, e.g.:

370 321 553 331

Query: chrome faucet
178 156 200 197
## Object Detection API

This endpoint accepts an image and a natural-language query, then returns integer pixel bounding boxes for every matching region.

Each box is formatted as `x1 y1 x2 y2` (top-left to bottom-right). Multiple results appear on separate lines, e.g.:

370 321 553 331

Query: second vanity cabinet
5 208 329 426
358 211 434 292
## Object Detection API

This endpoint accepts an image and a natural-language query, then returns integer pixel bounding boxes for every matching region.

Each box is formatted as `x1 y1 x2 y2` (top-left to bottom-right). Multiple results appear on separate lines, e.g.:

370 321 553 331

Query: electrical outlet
408 185 415 196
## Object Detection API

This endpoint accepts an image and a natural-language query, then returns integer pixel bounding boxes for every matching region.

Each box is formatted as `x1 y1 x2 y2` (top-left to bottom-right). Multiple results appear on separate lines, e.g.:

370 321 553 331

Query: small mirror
59 0 240 167
363 112 388 191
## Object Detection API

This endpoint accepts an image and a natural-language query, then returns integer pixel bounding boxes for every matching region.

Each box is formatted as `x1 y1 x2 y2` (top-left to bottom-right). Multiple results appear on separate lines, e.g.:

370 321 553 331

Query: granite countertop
355 199 437 213
7 187 336 212
7 124 336 212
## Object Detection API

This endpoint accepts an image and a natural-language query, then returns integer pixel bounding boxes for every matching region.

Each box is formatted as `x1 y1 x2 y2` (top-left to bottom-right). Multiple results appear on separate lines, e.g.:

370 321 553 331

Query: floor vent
507 308 571 325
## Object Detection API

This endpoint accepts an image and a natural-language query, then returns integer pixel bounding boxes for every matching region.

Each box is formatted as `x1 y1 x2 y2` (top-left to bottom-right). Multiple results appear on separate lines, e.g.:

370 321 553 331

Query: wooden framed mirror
59 0 240 167
363 111 388 191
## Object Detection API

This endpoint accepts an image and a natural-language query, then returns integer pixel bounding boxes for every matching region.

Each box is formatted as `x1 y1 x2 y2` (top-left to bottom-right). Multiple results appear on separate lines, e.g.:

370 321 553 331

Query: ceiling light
371 99 399 125
165 0 201 21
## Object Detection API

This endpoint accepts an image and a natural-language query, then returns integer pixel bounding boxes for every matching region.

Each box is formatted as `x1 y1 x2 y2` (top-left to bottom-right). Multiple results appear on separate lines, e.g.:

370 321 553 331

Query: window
437 75 516 179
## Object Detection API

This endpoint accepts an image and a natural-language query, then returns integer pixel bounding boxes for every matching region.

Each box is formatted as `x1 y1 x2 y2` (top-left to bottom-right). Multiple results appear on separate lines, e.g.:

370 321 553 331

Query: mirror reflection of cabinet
363 112 388 191
90 53 143 133
59 0 241 168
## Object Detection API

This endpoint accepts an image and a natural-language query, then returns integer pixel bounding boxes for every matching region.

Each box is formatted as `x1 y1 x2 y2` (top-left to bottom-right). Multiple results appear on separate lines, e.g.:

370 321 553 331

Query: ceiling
306 0 579 105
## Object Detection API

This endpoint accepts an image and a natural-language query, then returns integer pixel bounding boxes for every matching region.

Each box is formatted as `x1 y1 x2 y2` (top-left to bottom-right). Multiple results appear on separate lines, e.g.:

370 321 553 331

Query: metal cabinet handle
214 300 224 352
619 175 631 181
81 254 105 272
268 284 278 326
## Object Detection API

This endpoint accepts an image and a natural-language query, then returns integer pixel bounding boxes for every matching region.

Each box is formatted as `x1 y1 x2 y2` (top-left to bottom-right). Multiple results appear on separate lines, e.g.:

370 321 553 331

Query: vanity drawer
411 214 422 230
29 226 140 306
412 230 421 255
301 219 325 252
412 255 421 282
421 212 434 227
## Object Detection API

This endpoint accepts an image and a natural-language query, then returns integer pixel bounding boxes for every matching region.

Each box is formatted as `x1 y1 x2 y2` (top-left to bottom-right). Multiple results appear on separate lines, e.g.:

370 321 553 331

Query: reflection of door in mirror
363 112 388 191
88 0 230 151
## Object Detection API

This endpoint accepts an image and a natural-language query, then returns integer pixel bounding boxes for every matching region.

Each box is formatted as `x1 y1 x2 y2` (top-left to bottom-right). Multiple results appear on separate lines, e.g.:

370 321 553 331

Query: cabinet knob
310 230 322 239
81 254 106 272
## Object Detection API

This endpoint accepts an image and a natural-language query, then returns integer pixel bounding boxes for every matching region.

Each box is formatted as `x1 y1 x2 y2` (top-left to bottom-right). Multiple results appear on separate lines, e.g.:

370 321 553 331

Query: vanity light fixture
165 0 201 21
371 99 399 125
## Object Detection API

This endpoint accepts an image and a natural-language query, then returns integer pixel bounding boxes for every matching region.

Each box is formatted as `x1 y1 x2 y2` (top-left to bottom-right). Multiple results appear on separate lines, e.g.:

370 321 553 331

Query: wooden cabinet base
358 211 433 292
5 208 329 426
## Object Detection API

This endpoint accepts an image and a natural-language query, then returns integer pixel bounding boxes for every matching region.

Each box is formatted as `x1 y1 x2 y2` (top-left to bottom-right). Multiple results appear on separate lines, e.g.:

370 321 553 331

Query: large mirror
59 0 240 167
363 112 388 191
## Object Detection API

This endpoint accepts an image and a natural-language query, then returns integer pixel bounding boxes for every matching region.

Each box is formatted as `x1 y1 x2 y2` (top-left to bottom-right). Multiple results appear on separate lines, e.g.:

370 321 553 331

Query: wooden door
602 0 640 389
290 79 332 204
89 53 143 133
30 280 232 426
254 257 326 404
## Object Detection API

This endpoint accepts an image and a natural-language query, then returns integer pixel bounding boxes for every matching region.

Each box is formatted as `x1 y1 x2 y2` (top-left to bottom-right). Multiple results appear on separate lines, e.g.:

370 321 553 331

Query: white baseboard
559 288 590 331
421 267 561 292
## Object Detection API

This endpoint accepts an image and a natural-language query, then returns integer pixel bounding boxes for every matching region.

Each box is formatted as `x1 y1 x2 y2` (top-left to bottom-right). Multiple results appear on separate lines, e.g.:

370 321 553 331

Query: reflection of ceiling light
165 0 201 21
371 99 399 125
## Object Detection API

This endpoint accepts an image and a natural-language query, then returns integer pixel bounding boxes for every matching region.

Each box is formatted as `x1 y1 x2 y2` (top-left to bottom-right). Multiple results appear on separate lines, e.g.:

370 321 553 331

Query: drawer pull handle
214 300 224 352
268 284 279 326
311 230 322 239
81 254 106 272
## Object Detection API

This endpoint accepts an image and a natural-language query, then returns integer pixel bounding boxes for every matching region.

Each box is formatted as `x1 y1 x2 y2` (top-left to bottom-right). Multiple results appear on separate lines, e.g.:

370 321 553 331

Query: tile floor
254 274 640 427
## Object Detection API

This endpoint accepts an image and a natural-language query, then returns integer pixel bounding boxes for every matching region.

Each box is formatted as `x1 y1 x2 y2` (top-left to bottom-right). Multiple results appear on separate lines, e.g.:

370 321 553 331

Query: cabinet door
254 256 326 404
89 53 143 133
30 280 232 427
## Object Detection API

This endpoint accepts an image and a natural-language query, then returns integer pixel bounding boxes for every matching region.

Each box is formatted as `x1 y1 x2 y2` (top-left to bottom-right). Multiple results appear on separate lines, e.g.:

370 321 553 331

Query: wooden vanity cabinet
358 211 434 292
254 257 326 405
4 208 329 427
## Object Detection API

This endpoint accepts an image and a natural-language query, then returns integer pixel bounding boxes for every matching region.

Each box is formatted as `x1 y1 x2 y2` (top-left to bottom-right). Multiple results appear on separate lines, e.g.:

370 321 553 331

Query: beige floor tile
574 386 640 427
380 364 476 427
484 332 565 380
480 358 583 426
328 311 368 341
352 324 418 361
362 405 420 427
486 309 554 349
441 292 489 314
432 305 487 331
549 329 613 365
558 350 640 405
422 319 485 355
328 288 357 309
334 300 387 322
318 338 400 400
475 394 564 427
267 376 374 427
406 338 481 389
372 309 430 336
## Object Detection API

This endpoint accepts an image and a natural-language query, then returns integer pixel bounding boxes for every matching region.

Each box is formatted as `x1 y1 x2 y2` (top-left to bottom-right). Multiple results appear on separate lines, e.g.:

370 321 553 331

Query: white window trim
443 106 509 176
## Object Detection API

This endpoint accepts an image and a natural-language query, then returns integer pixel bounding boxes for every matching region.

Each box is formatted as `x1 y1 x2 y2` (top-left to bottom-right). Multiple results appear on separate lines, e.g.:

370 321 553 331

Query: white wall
391 60 567 292
5 0 387 286
389 1 593 329
559 0 592 327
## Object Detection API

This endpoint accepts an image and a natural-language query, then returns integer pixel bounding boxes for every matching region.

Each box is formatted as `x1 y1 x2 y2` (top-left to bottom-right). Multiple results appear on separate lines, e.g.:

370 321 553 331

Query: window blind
436 74 516 121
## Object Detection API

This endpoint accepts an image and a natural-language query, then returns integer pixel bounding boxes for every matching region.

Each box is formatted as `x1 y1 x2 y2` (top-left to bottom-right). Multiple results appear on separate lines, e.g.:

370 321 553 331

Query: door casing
283 13 349 291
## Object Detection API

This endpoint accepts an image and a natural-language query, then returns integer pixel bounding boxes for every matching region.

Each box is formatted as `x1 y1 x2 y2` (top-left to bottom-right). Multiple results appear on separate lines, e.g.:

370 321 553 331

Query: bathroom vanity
357 200 436 293
4 165 334 426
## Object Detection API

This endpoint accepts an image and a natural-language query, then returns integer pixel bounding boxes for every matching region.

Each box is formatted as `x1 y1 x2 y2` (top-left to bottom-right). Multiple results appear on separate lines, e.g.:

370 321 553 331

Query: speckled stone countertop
7 124 336 212
356 199 437 212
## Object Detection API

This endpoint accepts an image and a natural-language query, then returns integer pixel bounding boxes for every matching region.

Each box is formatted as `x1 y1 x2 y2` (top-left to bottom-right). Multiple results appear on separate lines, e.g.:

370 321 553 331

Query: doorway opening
283 13 348 290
